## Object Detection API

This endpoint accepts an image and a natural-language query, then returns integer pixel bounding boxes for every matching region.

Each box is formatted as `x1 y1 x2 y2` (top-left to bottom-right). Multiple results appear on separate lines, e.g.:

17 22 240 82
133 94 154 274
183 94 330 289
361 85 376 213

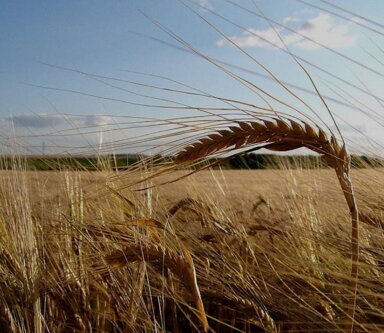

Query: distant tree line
219 153 384 169
0 153 382 171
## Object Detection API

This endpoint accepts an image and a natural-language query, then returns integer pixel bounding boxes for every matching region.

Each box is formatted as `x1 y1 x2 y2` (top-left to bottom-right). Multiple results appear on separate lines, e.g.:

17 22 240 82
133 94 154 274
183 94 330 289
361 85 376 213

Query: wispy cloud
82 115 115 127
8 114 66 128
191 0 214 11
282 16 300 24
6 114 115 128
217 13 357 50
198 0 214 10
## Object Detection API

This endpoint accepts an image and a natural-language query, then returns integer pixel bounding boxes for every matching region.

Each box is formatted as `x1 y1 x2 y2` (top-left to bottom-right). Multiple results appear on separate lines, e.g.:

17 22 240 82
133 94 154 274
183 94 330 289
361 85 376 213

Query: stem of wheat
176 116 359 332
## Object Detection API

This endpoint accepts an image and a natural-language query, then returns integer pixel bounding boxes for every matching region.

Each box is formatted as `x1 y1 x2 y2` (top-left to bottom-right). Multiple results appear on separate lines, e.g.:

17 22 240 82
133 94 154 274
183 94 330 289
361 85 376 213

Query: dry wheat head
176 117 349 172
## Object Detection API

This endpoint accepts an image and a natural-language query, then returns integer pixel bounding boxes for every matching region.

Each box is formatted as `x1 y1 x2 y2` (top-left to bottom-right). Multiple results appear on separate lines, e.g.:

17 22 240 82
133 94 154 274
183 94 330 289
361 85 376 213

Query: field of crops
3 1 384 332
0 167 383 332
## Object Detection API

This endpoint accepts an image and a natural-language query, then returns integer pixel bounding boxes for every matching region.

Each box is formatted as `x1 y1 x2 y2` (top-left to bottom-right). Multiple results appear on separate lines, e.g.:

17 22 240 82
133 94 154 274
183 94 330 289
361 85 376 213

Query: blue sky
1 0 384 155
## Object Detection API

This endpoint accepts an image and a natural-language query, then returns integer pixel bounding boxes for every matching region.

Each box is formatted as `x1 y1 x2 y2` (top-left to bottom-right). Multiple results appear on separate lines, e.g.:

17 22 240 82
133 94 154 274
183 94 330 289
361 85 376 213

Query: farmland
0 167 383 332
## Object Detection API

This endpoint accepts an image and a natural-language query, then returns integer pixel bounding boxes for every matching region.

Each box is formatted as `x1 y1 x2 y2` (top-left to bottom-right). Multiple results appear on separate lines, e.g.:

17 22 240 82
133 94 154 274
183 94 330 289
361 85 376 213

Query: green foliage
0 154 381 171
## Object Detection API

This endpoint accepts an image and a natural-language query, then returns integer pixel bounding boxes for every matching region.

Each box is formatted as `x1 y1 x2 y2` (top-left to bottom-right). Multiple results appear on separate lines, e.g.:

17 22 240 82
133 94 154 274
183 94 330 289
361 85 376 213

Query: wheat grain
104 243 209 332
176 117 344 166
175 116 359 333
203 290 277 332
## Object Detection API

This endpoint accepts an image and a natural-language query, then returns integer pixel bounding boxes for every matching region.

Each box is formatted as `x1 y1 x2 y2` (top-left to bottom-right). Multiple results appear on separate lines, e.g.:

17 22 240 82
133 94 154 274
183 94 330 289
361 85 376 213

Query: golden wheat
176 117 345 165
176 116 359 333
103 243 209 332
203 290 277 332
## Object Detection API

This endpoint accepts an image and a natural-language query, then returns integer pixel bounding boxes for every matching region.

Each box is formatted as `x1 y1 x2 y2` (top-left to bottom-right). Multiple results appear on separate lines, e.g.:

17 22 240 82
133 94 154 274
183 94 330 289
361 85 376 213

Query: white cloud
196 0 214 10
217 13 357 50
6 114 115 128
83 115 114 127
217 26 284 48
8 114 66 128
349 16 364 25
282 16 299 24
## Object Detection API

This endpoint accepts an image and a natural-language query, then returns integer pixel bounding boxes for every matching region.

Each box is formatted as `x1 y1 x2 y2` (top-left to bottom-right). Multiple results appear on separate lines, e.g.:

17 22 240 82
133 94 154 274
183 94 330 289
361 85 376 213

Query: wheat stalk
176 116 359 333
203 290 277 332
104 243 209 332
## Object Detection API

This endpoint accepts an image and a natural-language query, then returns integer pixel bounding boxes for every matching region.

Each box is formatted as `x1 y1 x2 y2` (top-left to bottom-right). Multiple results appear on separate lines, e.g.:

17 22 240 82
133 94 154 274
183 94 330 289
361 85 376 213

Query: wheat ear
104 243 209 332
176 116 359 332
203 290 277 332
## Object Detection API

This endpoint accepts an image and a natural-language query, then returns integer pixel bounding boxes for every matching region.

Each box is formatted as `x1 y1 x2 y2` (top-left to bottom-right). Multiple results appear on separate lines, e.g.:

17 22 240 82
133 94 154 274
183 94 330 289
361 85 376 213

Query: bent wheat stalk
203 290 277 332
104 243 209 332
176 116 359 332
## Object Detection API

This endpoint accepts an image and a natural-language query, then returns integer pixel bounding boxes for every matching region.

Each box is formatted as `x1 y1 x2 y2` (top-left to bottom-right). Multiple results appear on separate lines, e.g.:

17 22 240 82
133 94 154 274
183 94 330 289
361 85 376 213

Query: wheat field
3 0 384 332
0 165 383 332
